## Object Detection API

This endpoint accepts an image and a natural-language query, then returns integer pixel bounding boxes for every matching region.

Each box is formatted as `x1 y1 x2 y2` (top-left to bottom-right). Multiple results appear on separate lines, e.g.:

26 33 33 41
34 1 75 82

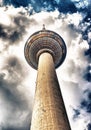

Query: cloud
72 88 91 130
87 123 91 130
1 0 77 13
80 89 91 113
2 0 29 7
0 15 30 44
0 56 32 130
84 64 91 82
0 3 91 130
0 6 38 54
72 108 80 120
1 0 91 16
1 0 91 14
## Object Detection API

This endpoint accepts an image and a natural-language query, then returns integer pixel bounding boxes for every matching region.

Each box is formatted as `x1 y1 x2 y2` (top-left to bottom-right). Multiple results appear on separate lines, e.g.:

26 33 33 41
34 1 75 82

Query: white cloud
0 6 91 130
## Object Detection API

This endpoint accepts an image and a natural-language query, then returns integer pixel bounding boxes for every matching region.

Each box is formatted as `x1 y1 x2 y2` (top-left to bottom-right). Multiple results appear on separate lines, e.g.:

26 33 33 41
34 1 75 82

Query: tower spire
42 24 46 30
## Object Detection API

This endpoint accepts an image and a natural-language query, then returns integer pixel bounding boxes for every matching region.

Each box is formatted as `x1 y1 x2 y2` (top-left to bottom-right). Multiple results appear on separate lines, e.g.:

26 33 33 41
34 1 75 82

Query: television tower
24 26 71 130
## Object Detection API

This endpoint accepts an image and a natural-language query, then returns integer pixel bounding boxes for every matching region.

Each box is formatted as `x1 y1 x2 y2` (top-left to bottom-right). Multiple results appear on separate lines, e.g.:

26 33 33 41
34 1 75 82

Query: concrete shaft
30 52 71 130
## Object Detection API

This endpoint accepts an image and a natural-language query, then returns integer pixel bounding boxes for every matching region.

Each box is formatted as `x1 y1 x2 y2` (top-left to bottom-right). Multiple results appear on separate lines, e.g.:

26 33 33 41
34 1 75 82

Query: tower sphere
24 29 67 70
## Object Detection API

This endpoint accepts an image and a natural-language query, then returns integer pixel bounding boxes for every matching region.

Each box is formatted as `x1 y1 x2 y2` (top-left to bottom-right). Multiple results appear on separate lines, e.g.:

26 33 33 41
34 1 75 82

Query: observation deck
24 28 67 69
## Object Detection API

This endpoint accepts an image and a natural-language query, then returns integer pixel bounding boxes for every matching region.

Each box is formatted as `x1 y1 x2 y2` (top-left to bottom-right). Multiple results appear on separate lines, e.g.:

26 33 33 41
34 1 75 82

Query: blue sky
0 0 91 130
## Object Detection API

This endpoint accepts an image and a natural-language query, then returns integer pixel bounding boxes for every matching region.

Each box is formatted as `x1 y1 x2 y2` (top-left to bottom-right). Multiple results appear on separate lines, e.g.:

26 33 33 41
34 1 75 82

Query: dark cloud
67 23 79 39
0 57 26 99
72 108 80 120
0 15 30 44
2 0 29 7
0 13 37 53
0 14 38 50
85 48 91 57
87 123 91 130
1 0 77 13
2 0 91 14
78 4 91 47
84 71 91 82
83 65 91 82
3 56 26 82
77 4 91 83
6 56 24 72
73 89 91 120
80 90 91 113
57 0 77 13
0 56 32 130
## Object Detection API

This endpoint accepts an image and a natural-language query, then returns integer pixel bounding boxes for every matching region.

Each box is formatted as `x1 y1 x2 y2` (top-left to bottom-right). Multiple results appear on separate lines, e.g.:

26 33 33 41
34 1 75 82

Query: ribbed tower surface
24 28 66 69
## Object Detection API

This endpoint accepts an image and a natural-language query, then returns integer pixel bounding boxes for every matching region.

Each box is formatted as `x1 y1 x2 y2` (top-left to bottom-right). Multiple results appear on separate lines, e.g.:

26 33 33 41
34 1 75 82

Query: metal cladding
24 29 67 69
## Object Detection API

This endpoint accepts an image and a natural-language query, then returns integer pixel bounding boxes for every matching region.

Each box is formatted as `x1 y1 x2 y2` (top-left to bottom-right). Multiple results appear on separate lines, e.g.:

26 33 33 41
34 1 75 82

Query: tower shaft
31 52 71 130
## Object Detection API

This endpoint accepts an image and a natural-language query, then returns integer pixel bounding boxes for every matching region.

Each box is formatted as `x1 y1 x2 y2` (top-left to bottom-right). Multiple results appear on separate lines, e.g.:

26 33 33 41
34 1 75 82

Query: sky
0 0 91 130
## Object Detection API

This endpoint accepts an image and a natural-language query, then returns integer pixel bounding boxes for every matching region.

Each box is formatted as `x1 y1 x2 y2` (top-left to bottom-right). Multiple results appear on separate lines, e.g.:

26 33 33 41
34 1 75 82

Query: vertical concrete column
30 52 71 130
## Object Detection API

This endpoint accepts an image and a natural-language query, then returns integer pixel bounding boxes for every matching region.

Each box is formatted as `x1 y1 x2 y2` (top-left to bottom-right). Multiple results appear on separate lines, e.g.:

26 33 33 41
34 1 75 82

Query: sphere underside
24 30 67 70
